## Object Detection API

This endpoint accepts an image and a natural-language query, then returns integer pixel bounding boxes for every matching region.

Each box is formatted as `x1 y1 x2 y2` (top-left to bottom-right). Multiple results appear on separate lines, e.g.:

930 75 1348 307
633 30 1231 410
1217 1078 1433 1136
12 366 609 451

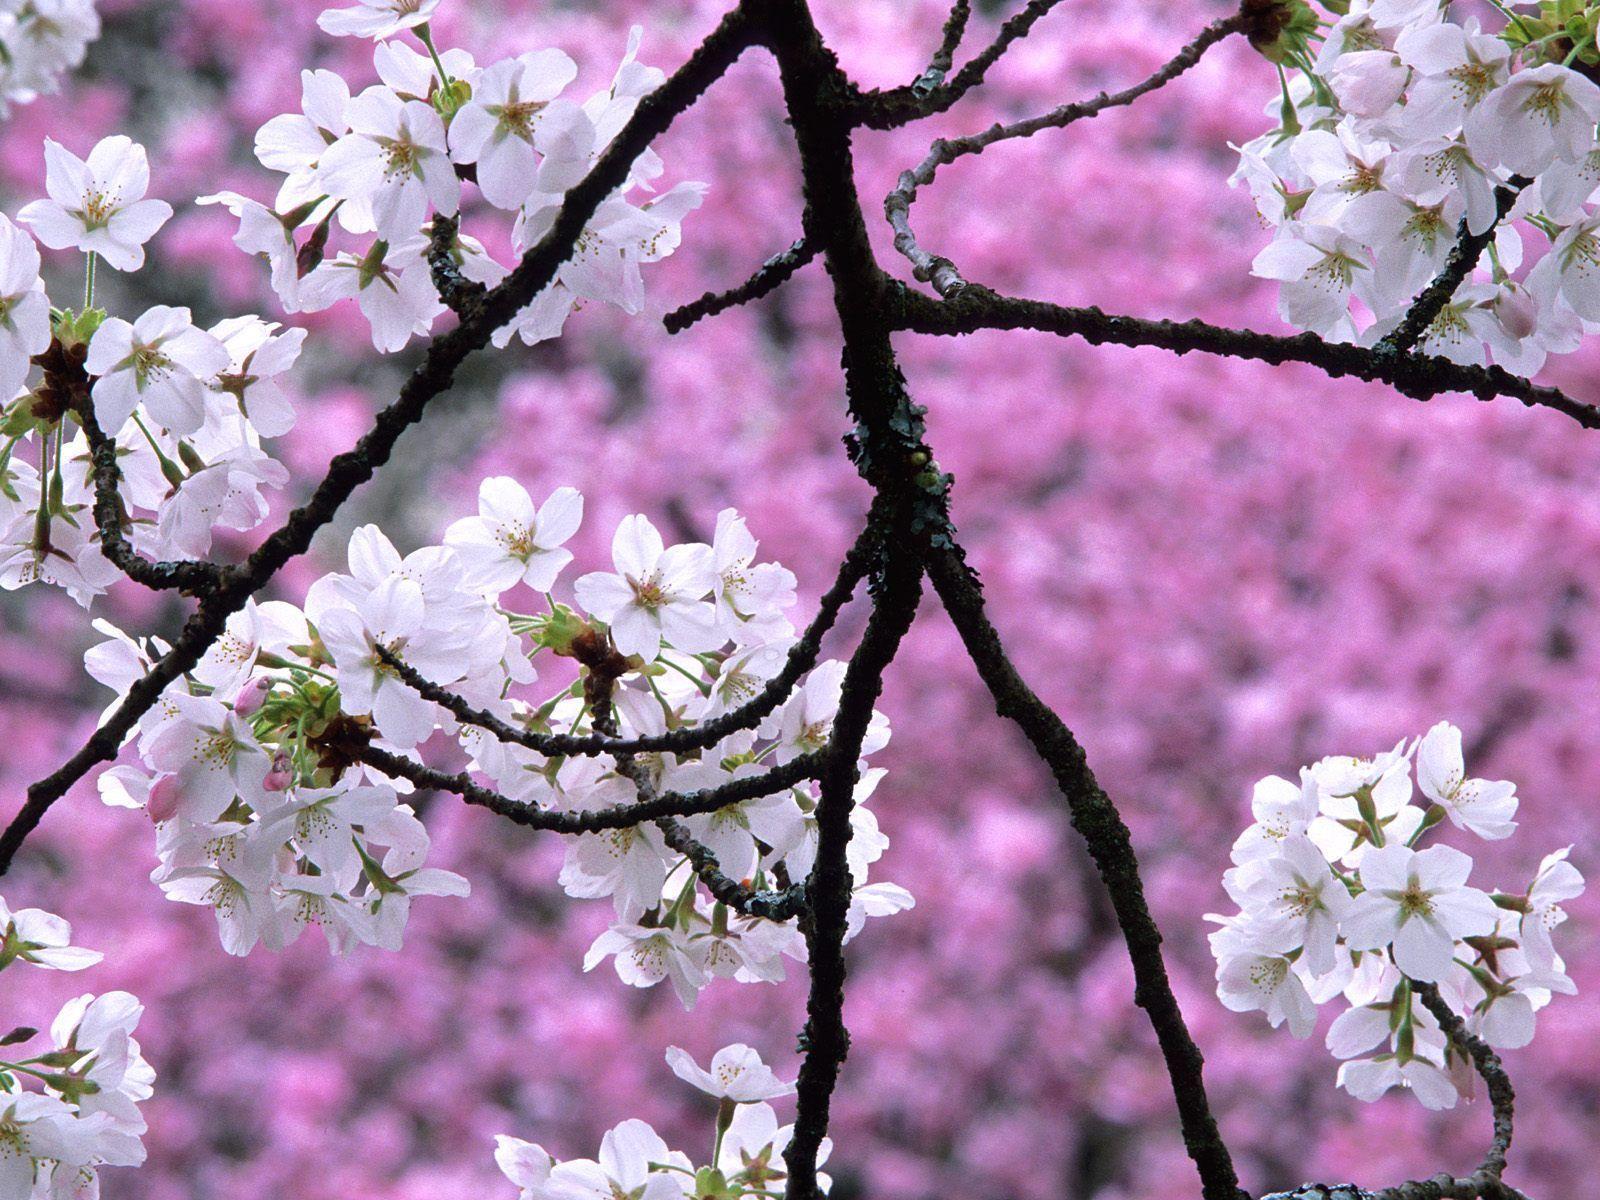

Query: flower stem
415 23 452 89
82 250 96 309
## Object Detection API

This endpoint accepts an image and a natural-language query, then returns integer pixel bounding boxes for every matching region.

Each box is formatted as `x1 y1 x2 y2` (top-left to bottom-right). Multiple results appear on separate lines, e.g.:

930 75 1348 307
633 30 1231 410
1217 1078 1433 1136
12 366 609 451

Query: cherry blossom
448 50 591 209
1415 720 1518 839
85 305 231 437
316 0 439 41
18 135 171 271
1341 844 1499 982
664 1044 796 1103
444 479 582 594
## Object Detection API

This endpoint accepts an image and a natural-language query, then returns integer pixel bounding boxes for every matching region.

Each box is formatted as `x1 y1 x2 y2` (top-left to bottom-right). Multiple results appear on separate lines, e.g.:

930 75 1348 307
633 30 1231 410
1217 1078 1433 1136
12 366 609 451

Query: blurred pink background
0 1 1596 1197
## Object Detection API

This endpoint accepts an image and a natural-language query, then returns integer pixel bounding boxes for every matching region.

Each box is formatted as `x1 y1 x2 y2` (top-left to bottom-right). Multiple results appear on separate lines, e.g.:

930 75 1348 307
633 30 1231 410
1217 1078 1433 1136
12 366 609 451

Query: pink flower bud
232 676 272 718
264 751 293 792
146 776 181 825
1493 289 1538 341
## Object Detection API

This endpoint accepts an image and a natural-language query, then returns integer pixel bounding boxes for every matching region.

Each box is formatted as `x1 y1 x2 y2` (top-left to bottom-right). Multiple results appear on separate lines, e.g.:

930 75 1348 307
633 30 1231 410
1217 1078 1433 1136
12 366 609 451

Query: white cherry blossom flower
316 0 440 40
1252 222 1372 338
1467 63 1600 177
1414 720 1517 839
1338 1052 1458 1110
1231 769 1319 864
575 514 719 661
664 1044 795 1103
448 50 593 208
18 135 172 271
444 479 581 595
206 316 305 438
0 214 50 399
546 1120 688 1200
584 924 708 1009
297 235 443 352
494 1136 556 1200
0 898 101 972
253 68 359 224
1340 843 1499 982
144 692 272 825
1231 835 1355 976
1393 19 1509 139
195 191 305 307
85 305 230 437
318 86 458 241
1214 946 1318 1037
158 852 280 957
1522 846 1583 972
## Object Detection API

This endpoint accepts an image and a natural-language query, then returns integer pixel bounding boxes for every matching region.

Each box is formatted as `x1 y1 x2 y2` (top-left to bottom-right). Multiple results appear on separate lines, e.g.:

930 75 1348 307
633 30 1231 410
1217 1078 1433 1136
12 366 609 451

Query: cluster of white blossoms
224 6 702 351
0 1 699 606
497 1044 827 1200
0 1 98 113
1237 0 1600 369
0 896 152 1200
90 479 910 993
1210 721 1583 1110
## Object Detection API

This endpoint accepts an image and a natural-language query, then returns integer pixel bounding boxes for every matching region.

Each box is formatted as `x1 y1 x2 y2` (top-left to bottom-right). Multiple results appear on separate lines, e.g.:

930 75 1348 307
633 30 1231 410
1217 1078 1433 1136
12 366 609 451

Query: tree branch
894 286 1598 424
76 383 226 593
911 0 972 96
854 0 1072 130
1414 981 1514 1180
1 0 763 873
374 516 874 757
927 544 1245 1200
885 9 1249 296
663 234 818 333
357 743 825 835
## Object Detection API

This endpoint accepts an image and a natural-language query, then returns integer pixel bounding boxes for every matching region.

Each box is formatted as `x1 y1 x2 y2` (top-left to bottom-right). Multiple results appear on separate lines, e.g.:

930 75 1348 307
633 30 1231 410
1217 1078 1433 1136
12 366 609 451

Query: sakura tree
0 1 1591 1199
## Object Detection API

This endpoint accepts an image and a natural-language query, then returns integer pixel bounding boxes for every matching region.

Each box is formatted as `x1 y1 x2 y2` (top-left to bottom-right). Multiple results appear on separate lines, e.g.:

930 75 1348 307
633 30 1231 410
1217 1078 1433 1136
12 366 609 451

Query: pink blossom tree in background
0 1 1597 1200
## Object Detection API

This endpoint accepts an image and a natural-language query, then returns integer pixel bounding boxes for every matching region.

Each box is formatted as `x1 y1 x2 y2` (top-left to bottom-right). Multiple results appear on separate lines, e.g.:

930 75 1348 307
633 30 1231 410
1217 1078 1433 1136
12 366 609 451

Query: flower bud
1243 0 1318 65
146 775 181 824
1493 288 1538 341
264 751 294 792
232 677 272 718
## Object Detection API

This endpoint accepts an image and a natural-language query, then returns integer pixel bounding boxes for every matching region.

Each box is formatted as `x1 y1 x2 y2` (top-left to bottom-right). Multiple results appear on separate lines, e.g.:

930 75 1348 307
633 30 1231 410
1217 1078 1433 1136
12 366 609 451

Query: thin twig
912 0 971 95
855 0 1072 130
664 235 817 333
885 10 1249 296
358 743 825 835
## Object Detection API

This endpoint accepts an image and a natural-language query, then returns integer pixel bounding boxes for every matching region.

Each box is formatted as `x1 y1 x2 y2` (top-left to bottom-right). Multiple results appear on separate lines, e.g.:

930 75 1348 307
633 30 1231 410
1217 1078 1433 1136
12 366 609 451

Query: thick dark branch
1376 177 1530 356
885 10 1248 296
1414 982 1515 1179
357 743 824 833
855 0 1071 130
896 287 1598 424
376 518 874 757
1266 1180 1528 1200
927 545 1244 1200
0 598 234 873
2 2 761 870
663 234 818 333
785 548 923 1200
427 213 489 317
